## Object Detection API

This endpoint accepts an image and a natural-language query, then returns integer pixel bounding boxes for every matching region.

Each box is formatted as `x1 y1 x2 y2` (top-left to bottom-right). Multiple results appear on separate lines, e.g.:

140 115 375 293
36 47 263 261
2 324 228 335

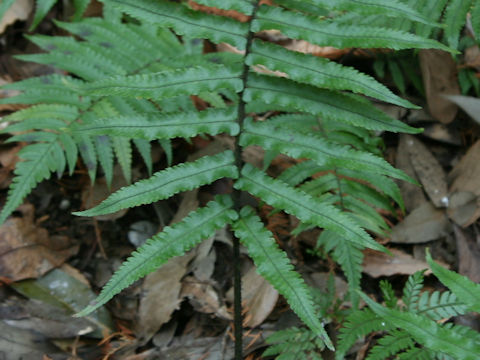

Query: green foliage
1 0 465 354
337 269 473 360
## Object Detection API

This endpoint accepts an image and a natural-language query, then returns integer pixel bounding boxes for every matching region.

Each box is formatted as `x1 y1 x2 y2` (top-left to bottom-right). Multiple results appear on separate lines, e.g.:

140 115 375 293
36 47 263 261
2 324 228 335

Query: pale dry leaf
419 49 460 124
443 94 480 126
362 248 431 278
391 202 451 244
454 225 480 283
449 140 480 196
404 135 448 208
447 191 480 227
0 0 32 34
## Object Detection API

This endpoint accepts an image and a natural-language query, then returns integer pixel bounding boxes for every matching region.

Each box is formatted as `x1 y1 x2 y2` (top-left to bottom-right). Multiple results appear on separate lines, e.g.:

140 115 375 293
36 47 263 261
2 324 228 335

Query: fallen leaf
396 135 426 212
11 264 113 338
362 248 431 277
443 94 480 125
449 140 480 196
422 123 462 145
241 266 278 328
447 191 480 227
454 225 480 283
181 276 231 320
404 135 448 208
0 204 78 281
419 49 460 123
0 0 32 34
391 202 451 244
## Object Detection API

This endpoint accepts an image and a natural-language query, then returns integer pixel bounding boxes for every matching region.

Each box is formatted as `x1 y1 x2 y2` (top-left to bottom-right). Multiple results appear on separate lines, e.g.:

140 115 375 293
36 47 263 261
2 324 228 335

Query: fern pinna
1 0 451 355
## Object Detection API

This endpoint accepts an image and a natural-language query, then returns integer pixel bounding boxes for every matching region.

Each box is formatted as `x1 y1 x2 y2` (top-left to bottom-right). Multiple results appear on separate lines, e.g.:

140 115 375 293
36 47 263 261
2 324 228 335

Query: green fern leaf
76 134 97 182
74 107 239 139
443 0 473 49
75 194 238 317
336 308 384 359
72 0 90 21
94 136 114 187
232 207 333 350
245 74 421 133
402 270 425 312
77 65 243 100
397 347 434 360
133 139 152 175
103 0 248 49
366 330 414 360
472 0 480 42
2 104 78 123
277 160 322 186
253 5 452 52
426 250 480 313
360 291 480 360
31 0 57 30
59 133 78 175
235 164 386 252
112 137 132 184
248 40 418 109
264 327 325 358
74 150 238 217
241 119 411 182
416 290 467 320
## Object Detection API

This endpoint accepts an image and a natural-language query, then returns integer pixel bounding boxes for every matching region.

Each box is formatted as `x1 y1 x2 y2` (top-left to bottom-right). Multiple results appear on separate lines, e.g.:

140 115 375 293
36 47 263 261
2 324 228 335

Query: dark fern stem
232 1 261 358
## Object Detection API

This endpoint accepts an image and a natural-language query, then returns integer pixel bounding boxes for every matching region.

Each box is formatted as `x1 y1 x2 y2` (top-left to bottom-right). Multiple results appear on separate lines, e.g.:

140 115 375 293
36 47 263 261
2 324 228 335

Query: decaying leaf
404 135 448 208
447 191 480 227
391 202 451 244
419 49 460 124
449 140 480 196
0 0 32 34
444 94 480 126
454 225 480 283
362 248 431 278
0 204 78 281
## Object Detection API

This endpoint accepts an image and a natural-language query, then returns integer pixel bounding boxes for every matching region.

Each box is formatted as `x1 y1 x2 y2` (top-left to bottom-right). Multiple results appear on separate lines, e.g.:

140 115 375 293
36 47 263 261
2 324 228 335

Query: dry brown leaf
391 202 450 244
449 140 480 196
181 276 231 320
396 135 426 212
241 266 278 328
0 0 32 34
454 225 480 283
362 248 431 277
447 191 480 227
0 204 78 281
419 49 460 123
404 135 448 208
422 123 462 145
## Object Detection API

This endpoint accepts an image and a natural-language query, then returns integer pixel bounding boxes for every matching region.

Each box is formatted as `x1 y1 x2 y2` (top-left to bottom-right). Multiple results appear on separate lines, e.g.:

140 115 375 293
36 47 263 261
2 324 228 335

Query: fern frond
75 195 238 317
248 41 417 109
233 207 333 350
78 65 243 99
402 271 425 312
112 137 132 184
366 329 414 360
336 308 384 359
31 0 57 30
443 0 473 49
360 292 480 360
319 0 436 25
74 107 239 139
252 6 452 52
241 119 411 182
416 291 467 320
235 164 386 252
94 136 114 187
74 150 238 217
263 327 325 359
103 0 248 49
2 104 78 123
426 250 480 313
245 74 421 133
277 160 322 186
397 347 434 360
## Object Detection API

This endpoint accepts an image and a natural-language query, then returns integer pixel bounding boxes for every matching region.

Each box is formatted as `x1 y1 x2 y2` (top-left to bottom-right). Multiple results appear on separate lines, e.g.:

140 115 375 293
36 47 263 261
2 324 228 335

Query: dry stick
231 2 261 359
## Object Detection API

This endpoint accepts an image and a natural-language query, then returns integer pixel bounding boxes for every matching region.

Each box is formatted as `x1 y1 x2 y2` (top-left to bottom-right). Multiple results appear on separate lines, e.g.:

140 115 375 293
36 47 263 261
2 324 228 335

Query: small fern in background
336 250 480 360
0 0 467 357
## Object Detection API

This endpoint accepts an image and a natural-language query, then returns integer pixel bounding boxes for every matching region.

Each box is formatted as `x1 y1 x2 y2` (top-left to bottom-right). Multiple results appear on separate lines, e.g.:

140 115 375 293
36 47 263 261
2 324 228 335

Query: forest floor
1 1 480 360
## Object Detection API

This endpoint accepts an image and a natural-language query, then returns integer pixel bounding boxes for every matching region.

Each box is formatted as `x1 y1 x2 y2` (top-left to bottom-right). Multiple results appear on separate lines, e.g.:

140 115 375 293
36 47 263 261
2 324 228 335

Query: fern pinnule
416 291 467 320
233 206 333 350
73 150 238 217
366 330 415 360
75 195 238 317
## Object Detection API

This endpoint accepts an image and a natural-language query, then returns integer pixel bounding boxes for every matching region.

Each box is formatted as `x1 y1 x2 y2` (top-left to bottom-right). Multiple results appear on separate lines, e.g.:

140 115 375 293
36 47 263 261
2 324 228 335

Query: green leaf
241 119 412 182
74 150 238 217
426 249 480 313
75 195 238 316
30 0 57 30
248 40 418 108
235 164 386 252
78 65 243 99
245 74 422 133
443 0 473 49
74 107 239 139
104 0 248 49
360 291 480 360
233 206 333 350
253 5 453 52
190 0 254 15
